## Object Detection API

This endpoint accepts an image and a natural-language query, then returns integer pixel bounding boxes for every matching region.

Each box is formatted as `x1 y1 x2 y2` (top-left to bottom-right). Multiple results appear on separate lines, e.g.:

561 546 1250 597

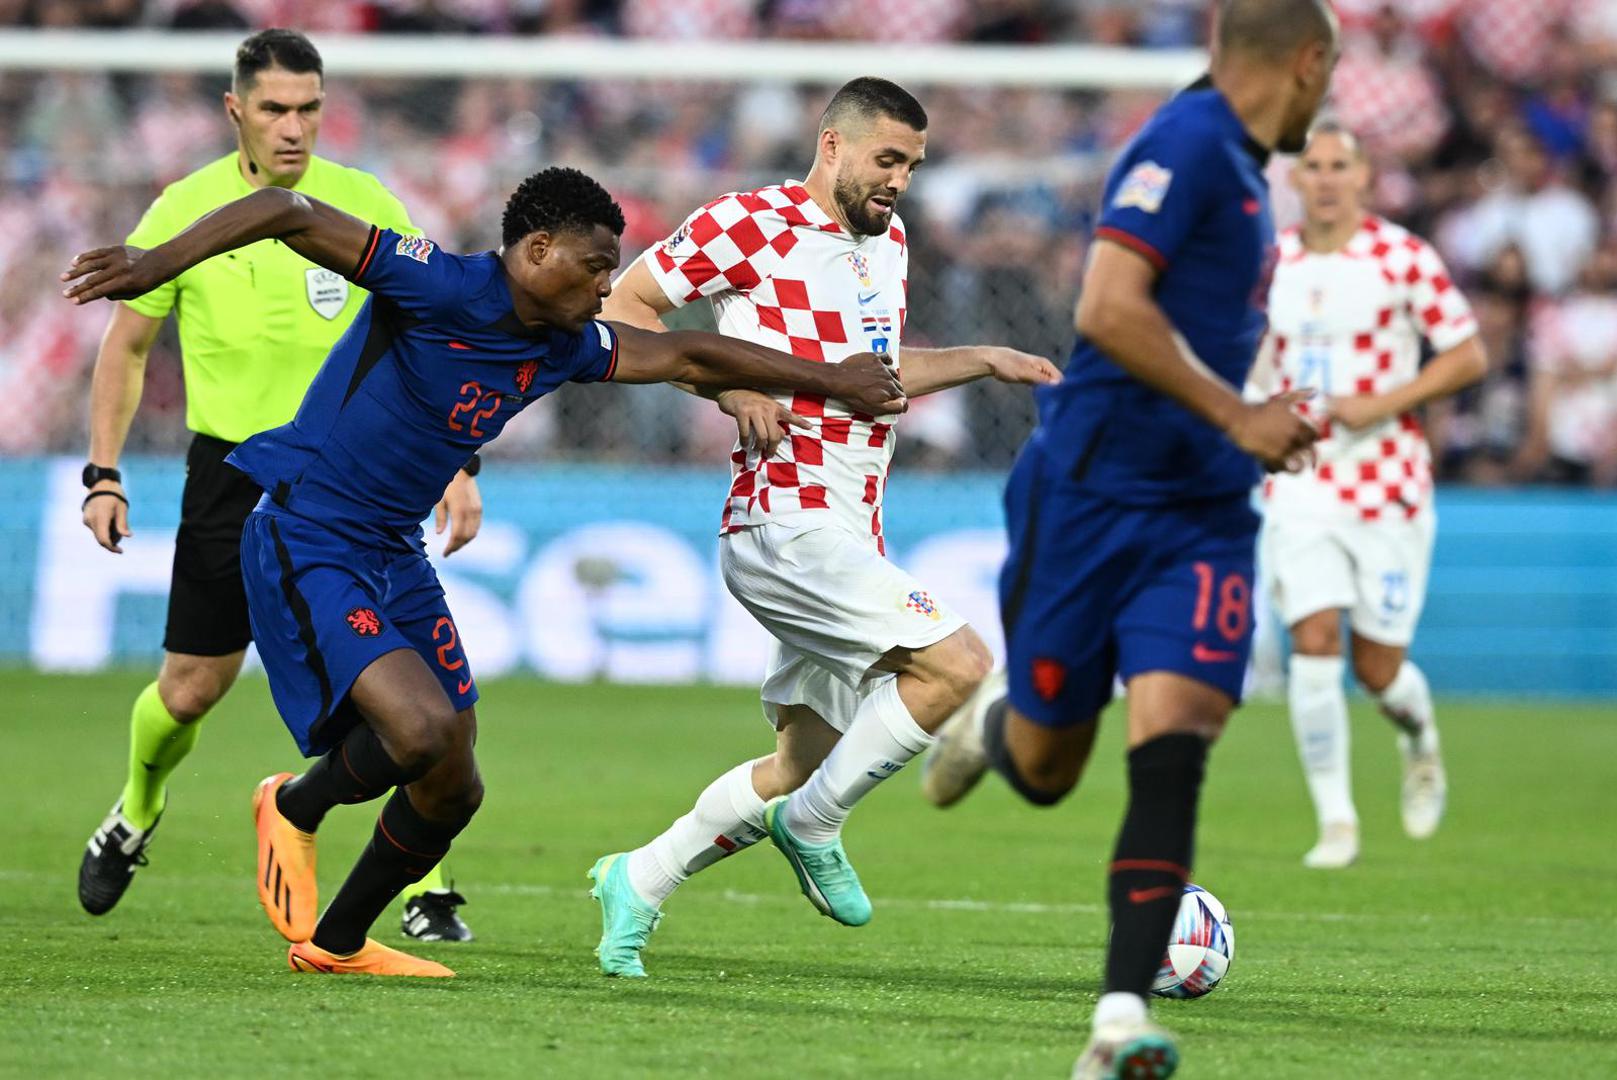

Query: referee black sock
312 787 472 956
1104 733 1207 997
983 698 1066 807
277 724 416 834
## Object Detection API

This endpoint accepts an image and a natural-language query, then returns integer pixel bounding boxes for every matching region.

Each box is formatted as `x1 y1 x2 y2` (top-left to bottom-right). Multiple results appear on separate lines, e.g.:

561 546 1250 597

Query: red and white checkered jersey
1258 216 1477 523
644 180 908 548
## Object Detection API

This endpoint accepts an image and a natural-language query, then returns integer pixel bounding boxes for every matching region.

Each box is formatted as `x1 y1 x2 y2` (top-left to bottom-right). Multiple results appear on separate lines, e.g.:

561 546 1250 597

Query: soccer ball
1150 884 1235 999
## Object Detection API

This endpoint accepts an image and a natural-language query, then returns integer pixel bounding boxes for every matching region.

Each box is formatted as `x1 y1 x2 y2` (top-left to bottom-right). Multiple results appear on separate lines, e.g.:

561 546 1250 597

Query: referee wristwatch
82 463 122 488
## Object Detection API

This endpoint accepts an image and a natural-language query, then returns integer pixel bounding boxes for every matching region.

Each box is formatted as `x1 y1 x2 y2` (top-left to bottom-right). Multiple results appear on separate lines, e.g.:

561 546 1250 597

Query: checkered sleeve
1402 237 1477 354
645 193 795 308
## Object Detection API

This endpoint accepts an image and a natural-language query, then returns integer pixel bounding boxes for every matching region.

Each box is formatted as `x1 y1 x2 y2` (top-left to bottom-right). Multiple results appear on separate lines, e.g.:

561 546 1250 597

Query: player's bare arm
900 346 1061 397
62 188 372 305
603 256 677 332
82 305 164 553
1077 239 1317 470
603 257 811 455
1327 335 1487 431
606 321 906 416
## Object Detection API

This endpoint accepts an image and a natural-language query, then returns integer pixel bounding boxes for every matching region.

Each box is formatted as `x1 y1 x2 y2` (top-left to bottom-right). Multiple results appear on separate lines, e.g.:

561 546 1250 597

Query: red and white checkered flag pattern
1263 216 1477 522
646 182 908 548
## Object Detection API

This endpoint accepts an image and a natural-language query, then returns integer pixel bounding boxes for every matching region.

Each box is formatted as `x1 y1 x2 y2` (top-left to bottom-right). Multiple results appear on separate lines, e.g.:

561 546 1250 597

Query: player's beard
833 172 894 237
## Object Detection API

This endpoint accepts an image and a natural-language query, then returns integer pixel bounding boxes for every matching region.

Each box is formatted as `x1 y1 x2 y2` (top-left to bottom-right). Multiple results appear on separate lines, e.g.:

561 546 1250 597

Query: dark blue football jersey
229 227 619 546
1037 78 1276 504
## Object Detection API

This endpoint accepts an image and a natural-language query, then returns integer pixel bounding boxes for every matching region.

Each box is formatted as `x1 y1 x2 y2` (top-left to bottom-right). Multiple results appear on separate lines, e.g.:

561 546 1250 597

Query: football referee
76 29 482 943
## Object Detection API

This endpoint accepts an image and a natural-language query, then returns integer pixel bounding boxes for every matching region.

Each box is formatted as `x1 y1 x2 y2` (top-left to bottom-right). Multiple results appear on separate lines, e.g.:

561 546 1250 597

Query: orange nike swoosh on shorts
253 772 318 943
456 676 473 696
287 937 454 977
1192 643 1239 663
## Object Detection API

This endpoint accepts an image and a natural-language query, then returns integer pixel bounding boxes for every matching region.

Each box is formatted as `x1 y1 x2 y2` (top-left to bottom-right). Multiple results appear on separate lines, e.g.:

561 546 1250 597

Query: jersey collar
1185 74 1273 168
781 179 845 235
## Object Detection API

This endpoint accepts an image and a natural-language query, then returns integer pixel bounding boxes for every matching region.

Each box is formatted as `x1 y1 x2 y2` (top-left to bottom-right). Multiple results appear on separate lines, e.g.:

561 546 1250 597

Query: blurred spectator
0 1 1614 481
1330 4 1448 163
1444 125 1598 296
1515 245 1617 485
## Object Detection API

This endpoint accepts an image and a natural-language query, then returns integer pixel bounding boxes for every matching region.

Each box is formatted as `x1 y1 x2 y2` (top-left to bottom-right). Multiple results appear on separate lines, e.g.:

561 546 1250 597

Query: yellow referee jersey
124 153 416 443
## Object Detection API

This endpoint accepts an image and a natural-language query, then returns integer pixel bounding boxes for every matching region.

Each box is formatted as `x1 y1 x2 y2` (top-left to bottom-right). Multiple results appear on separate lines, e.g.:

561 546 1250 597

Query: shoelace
803 845 859 891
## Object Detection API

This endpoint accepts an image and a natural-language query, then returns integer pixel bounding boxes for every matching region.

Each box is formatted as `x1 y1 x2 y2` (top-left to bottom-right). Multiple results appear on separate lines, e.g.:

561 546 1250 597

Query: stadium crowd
3 0 1616 485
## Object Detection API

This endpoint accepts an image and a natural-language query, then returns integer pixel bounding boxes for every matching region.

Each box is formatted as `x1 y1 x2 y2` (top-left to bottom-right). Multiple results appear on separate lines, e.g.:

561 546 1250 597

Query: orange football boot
253 772 318 942
287 938 454 977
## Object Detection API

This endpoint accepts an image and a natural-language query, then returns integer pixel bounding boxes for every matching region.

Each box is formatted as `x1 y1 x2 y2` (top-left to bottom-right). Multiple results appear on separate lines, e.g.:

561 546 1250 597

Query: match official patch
395 236 435 263
1114 161 1173 214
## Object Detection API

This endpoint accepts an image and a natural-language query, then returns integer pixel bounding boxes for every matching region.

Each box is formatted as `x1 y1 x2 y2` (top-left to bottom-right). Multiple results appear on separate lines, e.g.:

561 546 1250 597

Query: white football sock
1375 660 1439 756
1094 991 1148 1029
626 758 768 907
1289 654 1357 828
782 676 933 844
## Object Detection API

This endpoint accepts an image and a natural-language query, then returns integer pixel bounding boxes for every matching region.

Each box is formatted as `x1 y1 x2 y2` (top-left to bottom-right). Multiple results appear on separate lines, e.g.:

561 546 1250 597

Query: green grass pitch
2 671 1613 1078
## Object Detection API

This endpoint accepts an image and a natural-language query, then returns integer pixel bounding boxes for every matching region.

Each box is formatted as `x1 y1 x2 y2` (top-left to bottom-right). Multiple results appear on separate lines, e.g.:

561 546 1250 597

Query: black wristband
82 489 129 510
460 452 482 478
82 463 122 488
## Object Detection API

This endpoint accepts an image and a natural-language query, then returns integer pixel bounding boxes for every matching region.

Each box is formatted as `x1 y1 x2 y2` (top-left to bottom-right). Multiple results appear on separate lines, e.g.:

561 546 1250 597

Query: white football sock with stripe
1375 660 1439 757
626 759 768 907
782 676 933 845
1289 654 1357 828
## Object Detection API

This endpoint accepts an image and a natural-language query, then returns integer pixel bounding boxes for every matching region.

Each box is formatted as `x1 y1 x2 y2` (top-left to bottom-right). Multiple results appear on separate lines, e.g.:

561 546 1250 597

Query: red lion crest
345 607 382 637
514 360 538 394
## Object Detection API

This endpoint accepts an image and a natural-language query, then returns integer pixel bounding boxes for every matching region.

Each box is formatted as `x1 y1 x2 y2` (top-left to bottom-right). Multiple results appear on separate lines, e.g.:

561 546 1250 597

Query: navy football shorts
999 439 1260 728
240 502 477 756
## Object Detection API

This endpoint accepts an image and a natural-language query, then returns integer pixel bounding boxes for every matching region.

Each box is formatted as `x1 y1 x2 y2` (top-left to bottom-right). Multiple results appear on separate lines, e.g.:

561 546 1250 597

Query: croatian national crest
395 235 435 263
1114 161 1173 214
514 359 538 394
345 607 382 637
904 589 941 620
304 267 349 320
848 251 874 289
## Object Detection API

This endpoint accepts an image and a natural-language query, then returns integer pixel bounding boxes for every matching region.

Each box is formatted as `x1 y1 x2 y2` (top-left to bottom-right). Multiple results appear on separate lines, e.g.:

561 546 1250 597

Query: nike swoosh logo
1192 643 1239 663
1128 885 1181 904
456 676 474 695
858 290 880 304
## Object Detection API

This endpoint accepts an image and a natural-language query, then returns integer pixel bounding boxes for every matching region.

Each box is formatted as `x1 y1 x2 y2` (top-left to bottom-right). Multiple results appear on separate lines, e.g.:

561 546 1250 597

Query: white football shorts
720 518 967 732
1262 508 1436 647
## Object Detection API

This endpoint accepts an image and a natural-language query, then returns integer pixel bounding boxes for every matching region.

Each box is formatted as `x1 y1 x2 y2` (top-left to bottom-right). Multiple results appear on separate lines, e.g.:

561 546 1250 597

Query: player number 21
1192 562 1250 642
447 381 502 437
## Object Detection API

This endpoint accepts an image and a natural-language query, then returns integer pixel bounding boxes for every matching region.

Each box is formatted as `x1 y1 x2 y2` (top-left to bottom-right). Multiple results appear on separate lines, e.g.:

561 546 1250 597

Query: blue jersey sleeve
551 320 621 383
349 227 478 320
1094 127 1222 273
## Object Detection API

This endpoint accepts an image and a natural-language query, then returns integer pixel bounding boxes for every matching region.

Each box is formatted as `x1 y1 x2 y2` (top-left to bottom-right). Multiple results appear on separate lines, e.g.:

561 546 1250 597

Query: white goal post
0 29 1205 88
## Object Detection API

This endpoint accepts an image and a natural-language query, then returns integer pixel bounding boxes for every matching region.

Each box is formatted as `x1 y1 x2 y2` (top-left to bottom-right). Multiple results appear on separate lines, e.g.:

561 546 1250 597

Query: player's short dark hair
501 167 626 248
1216 0 1336 62
233 29 323 92
819 77 928 136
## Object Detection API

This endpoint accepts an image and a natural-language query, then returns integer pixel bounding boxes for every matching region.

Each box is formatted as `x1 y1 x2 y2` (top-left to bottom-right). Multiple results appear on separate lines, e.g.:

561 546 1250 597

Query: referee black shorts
163 433 263 657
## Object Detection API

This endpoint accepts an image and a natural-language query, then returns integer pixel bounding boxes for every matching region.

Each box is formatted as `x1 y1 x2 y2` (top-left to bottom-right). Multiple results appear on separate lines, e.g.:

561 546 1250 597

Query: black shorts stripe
1000 455 1045 634
269 518 334 728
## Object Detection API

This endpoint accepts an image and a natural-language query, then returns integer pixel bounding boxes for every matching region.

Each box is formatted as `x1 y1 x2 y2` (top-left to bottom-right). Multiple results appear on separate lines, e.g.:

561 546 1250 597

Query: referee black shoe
78 800 160 915
402 888 474 942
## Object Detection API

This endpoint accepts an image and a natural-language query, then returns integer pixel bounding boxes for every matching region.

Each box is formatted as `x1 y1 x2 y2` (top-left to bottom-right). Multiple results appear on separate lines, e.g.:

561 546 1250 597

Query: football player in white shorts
1252 121 1486 868
586 77 1060 974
